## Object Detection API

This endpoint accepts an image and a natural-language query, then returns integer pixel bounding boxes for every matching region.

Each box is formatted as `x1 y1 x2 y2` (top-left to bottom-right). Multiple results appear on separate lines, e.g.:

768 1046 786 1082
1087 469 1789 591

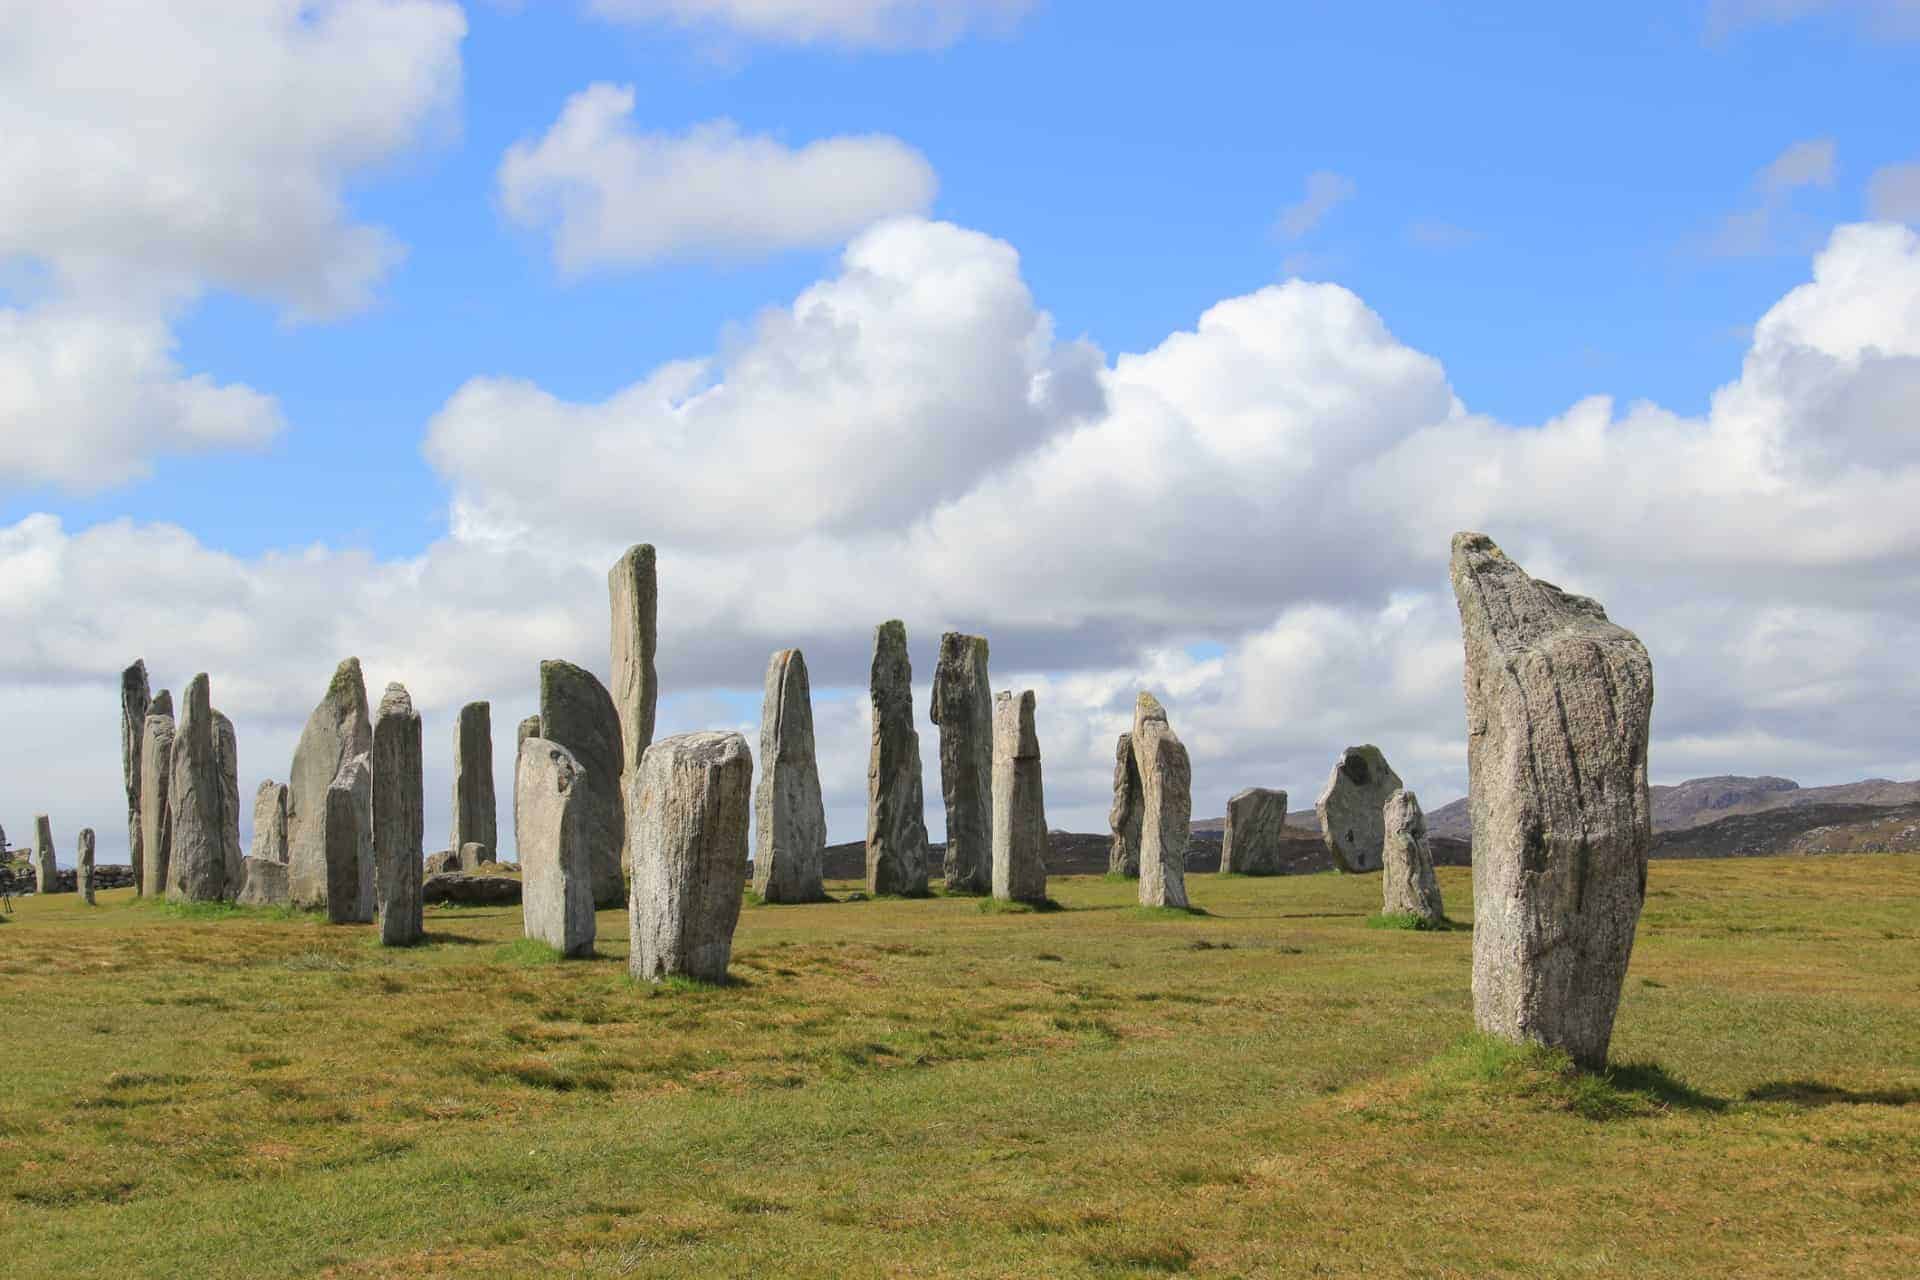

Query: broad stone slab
1134 694 1192 909
1381 789 1444 924
865 620 930 897
1108 732 1142 877
991 690 1048 904
752 648 827 904
120 660 150 897
138 694 175 899
1221 787 1288 875
288 659 372 914
451 701 497 862
630 731 752 983
251 782 289 863
540 659 626 908
237 857 290 907
372 683 425 946
517 738 596 957
1452 531 1653 1067
1315 745 1404 874
931 632 993 895
168 674 226 903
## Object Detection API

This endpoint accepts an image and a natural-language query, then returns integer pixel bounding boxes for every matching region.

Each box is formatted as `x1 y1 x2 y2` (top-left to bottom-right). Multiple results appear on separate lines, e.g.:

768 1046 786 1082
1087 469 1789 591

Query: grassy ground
1 855 1916 1278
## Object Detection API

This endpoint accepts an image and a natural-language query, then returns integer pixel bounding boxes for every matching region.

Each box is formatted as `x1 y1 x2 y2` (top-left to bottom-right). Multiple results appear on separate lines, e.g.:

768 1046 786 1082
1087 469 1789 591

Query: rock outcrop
629 731 752 983
1108 733 1142 877
120 660 150 896
287 659 372 915
752 649 827 904
1316 745 1404 874
1381 789 1444 923
372 683 425 946
167 674 227 903
518 737 595 957
865 621 930 897
451 701 496 863
1133 695 1192 909
1450 531 1653 1067
991 689 1048 904
138 692 174 898
539 659 626 908
931 632 993 894
1221 787 1288 875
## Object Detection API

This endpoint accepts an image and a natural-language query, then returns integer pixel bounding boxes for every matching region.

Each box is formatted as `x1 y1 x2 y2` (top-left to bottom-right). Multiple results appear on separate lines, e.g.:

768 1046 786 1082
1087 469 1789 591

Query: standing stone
609 544 659 880
539 660 626 907
120 660 150 896
450 701 497 863
1315 746 1404 874
250 782 289 862
517 738 595 957
1108 732 1143 877
138 693 175 898
213 711 243 900
372 683 425 946
930 632 993 894
1221 787 1289 875
77 828 96 904
517 715 540 748
1451 531 1653 1067
237 858 290 908
1381 789 1444 924
32 815 58 894
865 620 930 897
752 649 827 904
991 690 1048 904
167 674 226 903
321 754 375 925
1133 694 1192 909
287 659 372 915
461 842 489 869
629 731 752 983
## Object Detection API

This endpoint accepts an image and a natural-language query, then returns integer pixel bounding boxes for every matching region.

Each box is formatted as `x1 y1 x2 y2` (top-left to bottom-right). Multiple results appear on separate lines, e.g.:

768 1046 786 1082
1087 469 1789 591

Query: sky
4 0 1920 866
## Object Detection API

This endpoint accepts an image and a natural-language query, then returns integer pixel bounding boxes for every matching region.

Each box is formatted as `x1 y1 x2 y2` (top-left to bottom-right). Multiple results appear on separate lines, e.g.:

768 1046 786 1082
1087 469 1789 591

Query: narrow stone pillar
167 673 226 903
931 632 993 894
629 732 752 983
1381 789 1444 924
1108 733 1142 877
451 701 497 863
322 754 374 925
865 620 930 897
991 690 1048 904
517 738 596 957
138 691 175 898
609 544 659 880
1134 693 1192 909
120 660 150 896
250 782 289 862
213 710 243 899
33 815 59 894
372 683 425 946
78 828 96 904
752 649 827 903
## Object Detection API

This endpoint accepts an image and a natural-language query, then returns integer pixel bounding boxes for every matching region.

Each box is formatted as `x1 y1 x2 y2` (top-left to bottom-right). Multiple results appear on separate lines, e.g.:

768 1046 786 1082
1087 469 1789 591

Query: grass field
2 855 1916 1278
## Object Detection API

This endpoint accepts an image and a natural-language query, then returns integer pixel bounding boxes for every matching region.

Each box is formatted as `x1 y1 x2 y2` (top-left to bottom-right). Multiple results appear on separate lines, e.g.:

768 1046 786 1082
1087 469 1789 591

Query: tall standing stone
517 738 596 956
1221 787 1288 875
752 649 827 904
1133 693 1192 910
120 661 150 896
77 828 96 904
287 659 372 915
372 683 425 946
250 782 289 862
321 754 374 925
1451 531 1654 1067
629 731 752 983
517 715 540 748
1108 733 1142 877
32 815 58 894
167 674 227 903
930 632 993 894
991 690 1049 904
213 710 243 899
1381 789 1444 924
539 660 626 907
866 620 930 897
138 692 174 899
451 701 497 862
609 544 659 879
1315 746 1404 874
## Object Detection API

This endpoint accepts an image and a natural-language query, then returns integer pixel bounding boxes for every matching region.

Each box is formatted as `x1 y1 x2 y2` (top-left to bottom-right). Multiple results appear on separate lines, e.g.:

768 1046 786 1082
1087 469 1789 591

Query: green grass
1367 910 1459 931
1 856 1917 1277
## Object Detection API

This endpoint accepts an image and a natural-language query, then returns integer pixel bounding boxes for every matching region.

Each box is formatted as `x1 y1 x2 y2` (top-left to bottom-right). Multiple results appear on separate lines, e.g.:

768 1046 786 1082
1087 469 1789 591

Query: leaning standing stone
1108 732 1142 877
540 659 627 908
1221 787 1288 875
518 738 596 957
629 732 752 983
1381 789 1444 924
451 701 497 863
1450 531 1654 1067
33 815 59 894
865 620 930 897
287 659 372 914
609 544 659 878
752 649 827 904
167 674 227 903
138 693 175 898
1315 745 1404 873
120 660 150 896
322 754 375 925
991 690 1048 904
78 828 96 904
1133 694 1191 909
372 683 425 946
931 632 994 894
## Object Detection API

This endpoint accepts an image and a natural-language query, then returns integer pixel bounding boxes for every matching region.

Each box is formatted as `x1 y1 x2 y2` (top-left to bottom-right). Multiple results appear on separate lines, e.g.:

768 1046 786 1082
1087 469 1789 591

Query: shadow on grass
1130 905 1212 921
1745 1080 1920 1108
977 897 1067 915
420 931 489 947
638 972 753 994
1426 1034 1727 1120
1367 912 1463 932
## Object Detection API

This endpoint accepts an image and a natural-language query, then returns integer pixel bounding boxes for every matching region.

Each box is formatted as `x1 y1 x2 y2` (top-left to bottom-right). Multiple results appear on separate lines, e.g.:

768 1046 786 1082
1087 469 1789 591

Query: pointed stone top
1450 532 1620 649
122 659 149 692
150 688 173 718
327 657 367 701
1134 691 1168 724
378 682 414 719
183 672 211 717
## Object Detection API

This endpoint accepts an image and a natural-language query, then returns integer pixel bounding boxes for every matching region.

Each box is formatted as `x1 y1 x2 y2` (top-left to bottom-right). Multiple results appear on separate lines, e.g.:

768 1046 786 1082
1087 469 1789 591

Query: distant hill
1421 775 1920 841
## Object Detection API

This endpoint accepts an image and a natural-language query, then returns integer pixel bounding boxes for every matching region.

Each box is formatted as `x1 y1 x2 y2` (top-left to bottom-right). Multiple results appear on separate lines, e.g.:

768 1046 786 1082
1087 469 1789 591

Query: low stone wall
1 864 138 896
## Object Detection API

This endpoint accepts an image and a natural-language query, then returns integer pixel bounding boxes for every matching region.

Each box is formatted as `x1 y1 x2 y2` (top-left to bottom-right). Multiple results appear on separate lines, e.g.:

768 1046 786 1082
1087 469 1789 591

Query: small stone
237 857 290 907
1108 732 1142 877
33 815 59 894
517 738 596 957
120 660 150 897
461 841 489 869
424 848 460 878
865 620 930 897
931 632 993 894
77 827 96 904
752 648 827 904
1221 787 1289 875
322 754 374 925
629 731 753 983
540 659 626 908
250 782 289 863
1315 745 1404 874
1133 694 1192 909
371 683 424 946
609 544 659 879
450 701 497 863
138 695 175 899
167 674 226 903
288 659 372 914
1381 789 1444 923
991 690 1048 904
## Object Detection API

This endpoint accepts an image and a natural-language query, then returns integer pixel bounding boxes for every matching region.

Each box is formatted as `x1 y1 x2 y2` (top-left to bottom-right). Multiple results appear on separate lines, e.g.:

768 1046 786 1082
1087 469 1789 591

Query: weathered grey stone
1381 789 1444 924
991 690 1048 903
1108 732 1142 877
516 738 595 957
1315 746 1404 874
1221 787 1289 875
450 701 497 863
120 660 150 897
865 620 930 897
752 648 827 904
1133 694 1191 909
629 731 752 983
1451 531 1653 1067
213 710 243 900
461 842 489 868
33 815 59 894
931 632 993 894
609 544 658 880
322 753 374 925
424 848 460 878
236 856 290 907
138 695 174 898
167 674 227 903
287 659 372 915
424 872 521 906
78 828 96 904
372 683 425 946
517 715 540 748
250 782 289 863
540 659 626 908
